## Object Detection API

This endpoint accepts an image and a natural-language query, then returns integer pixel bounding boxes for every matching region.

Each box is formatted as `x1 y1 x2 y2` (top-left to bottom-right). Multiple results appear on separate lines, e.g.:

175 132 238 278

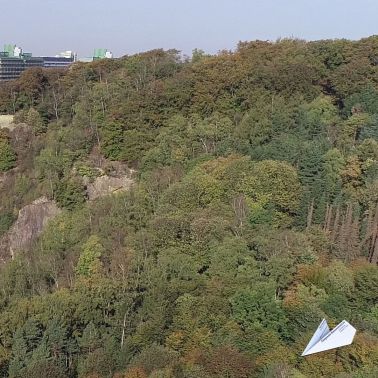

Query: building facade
0 45 76 81
41 56 75 68
93 48 113 60
0 54 44 81
0 44 113 81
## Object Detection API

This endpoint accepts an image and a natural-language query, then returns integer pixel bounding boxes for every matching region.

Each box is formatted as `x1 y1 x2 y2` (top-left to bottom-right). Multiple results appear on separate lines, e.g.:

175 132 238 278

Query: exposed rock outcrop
0 115 14 130
0 237 9 264
0 197 61 262
85 174 134 200
0 162 135 263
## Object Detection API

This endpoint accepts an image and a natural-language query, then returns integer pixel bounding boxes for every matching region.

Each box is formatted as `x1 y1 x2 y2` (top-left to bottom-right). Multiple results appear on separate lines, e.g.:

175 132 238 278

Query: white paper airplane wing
302 319 330 356
302 320 356 356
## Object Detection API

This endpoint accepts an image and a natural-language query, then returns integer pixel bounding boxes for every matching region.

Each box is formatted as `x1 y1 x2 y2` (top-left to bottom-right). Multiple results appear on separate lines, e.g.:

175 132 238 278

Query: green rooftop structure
93 48 113 60
3 44 15 57
93 48 106 59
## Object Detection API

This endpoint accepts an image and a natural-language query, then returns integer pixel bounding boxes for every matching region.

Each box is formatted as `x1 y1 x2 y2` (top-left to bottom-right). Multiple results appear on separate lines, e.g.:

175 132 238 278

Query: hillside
0 37 377 377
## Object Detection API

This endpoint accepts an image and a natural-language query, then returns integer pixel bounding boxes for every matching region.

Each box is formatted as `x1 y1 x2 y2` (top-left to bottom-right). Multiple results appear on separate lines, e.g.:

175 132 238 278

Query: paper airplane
302 319 356 356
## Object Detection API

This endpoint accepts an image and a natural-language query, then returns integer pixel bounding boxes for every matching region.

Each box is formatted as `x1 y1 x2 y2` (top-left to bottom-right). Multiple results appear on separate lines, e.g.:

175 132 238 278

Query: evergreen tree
0 132 16 172
76 235 104 278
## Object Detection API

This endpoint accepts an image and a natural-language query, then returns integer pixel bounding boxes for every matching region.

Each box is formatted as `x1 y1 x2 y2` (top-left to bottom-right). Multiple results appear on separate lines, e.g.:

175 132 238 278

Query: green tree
76 235 104 278
55 178 86 210
26 107 46 134
100 121 124 160
323 148 345 202
240 160 301 226
230 283 288 335
0 132 16 172
296 96 338 138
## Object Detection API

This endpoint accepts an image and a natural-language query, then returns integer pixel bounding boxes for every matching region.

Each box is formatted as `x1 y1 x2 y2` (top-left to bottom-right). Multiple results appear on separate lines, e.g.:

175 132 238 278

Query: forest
0 37 377 377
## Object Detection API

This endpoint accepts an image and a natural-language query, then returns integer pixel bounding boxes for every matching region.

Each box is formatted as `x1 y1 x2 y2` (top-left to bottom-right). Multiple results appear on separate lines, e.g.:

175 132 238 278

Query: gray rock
86 174 134 201
0 197 61 261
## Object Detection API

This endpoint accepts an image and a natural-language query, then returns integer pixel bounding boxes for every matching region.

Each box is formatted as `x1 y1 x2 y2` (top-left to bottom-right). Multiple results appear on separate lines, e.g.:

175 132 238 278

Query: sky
1 0 378 58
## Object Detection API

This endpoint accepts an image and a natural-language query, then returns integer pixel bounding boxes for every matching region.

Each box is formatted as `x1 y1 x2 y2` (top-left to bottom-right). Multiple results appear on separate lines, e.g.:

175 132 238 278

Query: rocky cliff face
0 197 61 262
86 174 134 200
0 164 135 263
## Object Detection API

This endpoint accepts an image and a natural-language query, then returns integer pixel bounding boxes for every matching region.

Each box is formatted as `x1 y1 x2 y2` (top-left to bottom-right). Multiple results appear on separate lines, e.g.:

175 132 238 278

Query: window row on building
0 55 74 81
0 45 113 81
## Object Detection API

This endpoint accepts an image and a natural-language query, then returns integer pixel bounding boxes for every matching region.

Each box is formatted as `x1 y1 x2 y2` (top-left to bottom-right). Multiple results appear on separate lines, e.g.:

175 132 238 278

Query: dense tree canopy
0 37 377 377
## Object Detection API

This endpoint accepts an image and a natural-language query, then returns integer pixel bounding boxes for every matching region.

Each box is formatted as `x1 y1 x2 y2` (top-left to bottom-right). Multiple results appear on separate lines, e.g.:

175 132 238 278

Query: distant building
42 51 76 68
3 44 23 58
77 48 113 63
41 56 75 68
3 44 16 57
55 50 76 59
0 44 76 81
93 48 113 60
0 52 44 81
0 43 114 81
14 46 22 58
